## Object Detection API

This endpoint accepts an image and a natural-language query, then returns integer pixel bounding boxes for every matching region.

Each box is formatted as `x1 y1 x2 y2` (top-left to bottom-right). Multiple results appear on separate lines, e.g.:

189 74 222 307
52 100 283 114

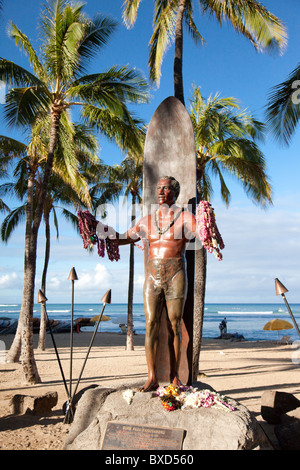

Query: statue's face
156 179 176 206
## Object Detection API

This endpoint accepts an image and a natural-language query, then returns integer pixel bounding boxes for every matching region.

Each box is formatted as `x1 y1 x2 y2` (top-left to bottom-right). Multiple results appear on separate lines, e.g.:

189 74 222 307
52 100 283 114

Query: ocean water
1 302 300 342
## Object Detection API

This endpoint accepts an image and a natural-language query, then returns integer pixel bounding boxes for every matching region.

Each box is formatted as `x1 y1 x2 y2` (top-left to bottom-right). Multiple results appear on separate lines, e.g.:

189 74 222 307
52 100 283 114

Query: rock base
10 392 58 415
260 390 300 450
63 383 270 451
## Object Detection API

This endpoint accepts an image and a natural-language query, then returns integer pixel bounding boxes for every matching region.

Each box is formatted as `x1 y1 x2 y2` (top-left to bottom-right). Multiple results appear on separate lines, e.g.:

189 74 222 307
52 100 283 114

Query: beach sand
0 331 299 450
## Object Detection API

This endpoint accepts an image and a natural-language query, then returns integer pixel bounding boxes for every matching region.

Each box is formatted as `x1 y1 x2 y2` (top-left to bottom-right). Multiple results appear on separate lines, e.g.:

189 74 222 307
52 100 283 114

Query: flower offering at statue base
157 384 235 412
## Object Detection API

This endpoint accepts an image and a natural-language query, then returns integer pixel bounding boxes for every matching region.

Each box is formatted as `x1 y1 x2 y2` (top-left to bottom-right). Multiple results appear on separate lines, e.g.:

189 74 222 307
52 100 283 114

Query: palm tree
0 123 101 354
265 62 300 145
1 173 86 350
95 152 144 351
0 0 149 383
123 0 287 104
189 86 272 379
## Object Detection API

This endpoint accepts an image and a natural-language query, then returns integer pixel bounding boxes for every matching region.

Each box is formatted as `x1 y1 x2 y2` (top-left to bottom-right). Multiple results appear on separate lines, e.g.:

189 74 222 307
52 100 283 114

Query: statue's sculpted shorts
144 258 187 301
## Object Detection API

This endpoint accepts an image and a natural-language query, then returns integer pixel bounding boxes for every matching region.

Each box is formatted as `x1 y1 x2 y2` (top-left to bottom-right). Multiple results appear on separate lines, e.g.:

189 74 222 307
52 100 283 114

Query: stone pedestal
63 384 270 450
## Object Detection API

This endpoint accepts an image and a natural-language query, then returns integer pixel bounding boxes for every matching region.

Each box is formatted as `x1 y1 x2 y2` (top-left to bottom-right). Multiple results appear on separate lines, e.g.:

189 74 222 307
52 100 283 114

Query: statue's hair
158 176 180 200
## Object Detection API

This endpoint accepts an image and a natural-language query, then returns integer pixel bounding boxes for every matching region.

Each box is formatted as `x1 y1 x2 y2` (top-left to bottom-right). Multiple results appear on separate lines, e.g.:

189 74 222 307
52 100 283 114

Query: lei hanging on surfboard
196 201 225 261
77 210 120 261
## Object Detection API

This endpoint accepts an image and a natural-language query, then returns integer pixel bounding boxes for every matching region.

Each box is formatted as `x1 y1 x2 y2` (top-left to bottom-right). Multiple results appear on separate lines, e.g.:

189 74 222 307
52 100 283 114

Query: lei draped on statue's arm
77 210 120 261
196 201 225 261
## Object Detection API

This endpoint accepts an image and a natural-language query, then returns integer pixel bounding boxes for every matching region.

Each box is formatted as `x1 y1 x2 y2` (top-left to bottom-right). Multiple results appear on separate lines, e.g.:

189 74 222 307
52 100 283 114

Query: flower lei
196 201 225 261
77 210 120 261
156 384 235 413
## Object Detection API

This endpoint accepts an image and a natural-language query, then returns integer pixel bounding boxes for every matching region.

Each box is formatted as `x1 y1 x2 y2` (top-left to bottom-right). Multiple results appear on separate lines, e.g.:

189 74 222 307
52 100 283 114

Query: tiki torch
275 278 300 338
37 290 70 400
64 289 111 424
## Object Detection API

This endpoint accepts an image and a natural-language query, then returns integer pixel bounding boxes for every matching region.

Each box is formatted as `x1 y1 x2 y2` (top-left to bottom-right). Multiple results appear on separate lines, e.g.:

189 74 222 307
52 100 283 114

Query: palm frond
149 0 178 85
78 14 118 72
60 207 79 232
122 0 143 28
190 85 272 207
265 63 300 145
40 0 85 82
81 104 144 155
0 199 10 214
184 0 205 46
3 86 50 128
0 58 44 88
0 135 27 159
1 204 26 241
8 22 47 81
199 0 287 54
52 206 59 239
68 66 149 109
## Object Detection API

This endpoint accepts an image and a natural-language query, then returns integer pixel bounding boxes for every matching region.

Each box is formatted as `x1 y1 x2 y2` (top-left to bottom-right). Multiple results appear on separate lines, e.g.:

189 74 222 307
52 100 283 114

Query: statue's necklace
154 208 183 236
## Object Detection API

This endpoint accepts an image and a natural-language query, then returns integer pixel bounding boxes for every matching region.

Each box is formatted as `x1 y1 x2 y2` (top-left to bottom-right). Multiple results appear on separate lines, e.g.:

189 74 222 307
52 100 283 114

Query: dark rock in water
214 333 246 341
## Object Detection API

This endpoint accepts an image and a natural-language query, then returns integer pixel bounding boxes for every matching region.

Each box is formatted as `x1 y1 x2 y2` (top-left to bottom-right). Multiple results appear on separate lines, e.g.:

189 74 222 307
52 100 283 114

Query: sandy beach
0 331 299 450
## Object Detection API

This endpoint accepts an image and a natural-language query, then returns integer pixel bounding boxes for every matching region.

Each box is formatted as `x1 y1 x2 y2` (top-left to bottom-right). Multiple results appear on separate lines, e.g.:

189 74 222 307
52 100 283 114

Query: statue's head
156 176 180 206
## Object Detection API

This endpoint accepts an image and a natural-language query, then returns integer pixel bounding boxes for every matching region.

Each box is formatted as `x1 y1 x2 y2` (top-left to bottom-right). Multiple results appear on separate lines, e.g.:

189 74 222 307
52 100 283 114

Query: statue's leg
165 297 185 386
140 276 164 392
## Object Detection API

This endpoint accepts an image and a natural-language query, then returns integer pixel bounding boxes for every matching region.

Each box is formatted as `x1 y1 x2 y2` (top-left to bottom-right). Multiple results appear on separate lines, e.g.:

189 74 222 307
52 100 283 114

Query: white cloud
0 272 18 288
204 202 300 303
76 263 112 291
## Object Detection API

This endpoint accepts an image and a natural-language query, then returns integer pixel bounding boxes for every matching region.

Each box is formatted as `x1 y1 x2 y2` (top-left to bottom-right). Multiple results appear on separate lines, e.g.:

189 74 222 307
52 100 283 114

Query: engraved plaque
101 421 185 450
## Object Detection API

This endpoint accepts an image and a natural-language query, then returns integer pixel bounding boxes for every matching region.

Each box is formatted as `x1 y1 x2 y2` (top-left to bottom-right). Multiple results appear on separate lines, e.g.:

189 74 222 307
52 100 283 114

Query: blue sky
0 0 300 305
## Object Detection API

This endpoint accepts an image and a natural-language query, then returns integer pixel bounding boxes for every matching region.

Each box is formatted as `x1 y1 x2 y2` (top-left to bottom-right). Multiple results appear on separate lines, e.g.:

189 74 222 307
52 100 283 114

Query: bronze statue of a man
115 176 201 391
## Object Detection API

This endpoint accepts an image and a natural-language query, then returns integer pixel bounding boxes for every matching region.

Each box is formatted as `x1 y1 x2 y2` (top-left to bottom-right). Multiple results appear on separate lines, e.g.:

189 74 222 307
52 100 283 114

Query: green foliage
189 86 272 207
122 0 287 86
266 62 300 145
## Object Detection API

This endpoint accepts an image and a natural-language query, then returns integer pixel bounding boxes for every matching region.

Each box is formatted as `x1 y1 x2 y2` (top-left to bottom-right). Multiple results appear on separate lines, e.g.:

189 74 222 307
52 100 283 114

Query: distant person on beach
219 317 227 337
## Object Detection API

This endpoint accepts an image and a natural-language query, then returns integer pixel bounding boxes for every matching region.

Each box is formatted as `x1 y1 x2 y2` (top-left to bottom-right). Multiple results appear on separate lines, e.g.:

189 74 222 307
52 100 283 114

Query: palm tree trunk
6 168 36 363
126 193 136 351
174 0 187 106
6 109 61 384
174 0 207 381
192 244 207 381
192 181 207 381
38 210 51 350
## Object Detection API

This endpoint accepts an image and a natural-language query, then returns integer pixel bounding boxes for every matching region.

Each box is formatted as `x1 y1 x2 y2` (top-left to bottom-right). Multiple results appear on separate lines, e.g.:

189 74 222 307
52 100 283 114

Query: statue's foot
171 376 182 387
138 380 159 392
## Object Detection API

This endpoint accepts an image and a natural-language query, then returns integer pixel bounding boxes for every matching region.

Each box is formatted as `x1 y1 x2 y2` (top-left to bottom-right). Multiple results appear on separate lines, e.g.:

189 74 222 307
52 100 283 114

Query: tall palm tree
0 0 149 383
1 173 86 350
0 123 101 355
123 0 287 104
189 86 272 379
123 0 283 380
265 62 300 145
95 152 143 351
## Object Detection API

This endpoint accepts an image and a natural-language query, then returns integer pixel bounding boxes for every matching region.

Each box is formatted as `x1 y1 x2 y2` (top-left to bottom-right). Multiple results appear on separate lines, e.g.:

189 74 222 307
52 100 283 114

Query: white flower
122 389 135 405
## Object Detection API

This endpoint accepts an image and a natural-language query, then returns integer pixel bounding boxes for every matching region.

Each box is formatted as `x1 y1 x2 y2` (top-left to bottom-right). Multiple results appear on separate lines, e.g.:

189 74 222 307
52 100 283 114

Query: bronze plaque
101 421 185 450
